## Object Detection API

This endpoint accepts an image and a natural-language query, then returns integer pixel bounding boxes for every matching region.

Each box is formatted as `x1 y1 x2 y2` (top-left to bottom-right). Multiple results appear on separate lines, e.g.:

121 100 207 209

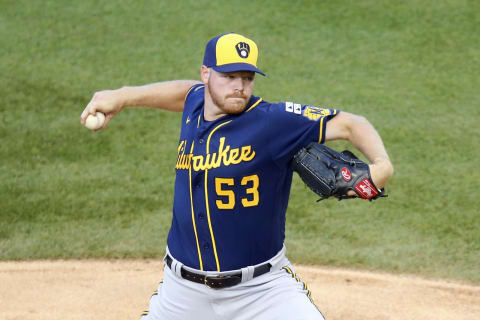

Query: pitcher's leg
141 266 217 320
215 264 325 320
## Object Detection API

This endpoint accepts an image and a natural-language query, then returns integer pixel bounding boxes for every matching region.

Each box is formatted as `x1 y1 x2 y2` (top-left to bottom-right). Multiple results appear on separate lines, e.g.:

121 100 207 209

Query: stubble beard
207 82 250 115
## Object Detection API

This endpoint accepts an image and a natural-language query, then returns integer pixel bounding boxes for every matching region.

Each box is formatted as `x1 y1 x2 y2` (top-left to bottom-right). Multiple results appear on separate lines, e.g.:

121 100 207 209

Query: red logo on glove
341 168 351 181
354 178 379 199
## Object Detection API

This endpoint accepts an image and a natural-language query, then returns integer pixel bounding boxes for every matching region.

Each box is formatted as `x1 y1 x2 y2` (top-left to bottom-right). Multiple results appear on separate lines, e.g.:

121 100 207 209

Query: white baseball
85 112 106 130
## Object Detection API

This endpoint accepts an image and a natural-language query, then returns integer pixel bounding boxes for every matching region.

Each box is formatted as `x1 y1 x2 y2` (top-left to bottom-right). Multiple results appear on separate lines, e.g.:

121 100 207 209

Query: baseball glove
292 143 386 201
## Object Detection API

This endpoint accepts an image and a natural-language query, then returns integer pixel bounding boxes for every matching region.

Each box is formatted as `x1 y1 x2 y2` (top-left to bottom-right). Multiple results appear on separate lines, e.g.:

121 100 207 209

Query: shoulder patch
285 102 302 115
303 106 333 121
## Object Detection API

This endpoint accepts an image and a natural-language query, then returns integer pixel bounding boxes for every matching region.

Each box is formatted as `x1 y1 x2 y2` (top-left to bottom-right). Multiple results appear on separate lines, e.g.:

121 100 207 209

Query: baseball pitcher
80 33 393 320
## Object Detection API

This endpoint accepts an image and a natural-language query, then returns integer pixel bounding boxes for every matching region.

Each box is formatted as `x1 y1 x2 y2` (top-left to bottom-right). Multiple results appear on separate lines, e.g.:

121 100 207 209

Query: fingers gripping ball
85 112 105 130
292 143 387 201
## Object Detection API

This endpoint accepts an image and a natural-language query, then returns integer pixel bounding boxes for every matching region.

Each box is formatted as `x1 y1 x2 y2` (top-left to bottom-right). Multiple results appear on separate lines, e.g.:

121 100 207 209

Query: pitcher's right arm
80 80 201 130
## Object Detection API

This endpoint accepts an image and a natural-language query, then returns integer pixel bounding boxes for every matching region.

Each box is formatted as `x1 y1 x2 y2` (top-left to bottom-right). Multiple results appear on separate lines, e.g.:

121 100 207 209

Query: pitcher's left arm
325 112 393 189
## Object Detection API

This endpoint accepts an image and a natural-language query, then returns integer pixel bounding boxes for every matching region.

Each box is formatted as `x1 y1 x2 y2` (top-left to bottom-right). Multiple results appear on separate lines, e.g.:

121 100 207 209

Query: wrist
369 160 394 190
118 86 136 110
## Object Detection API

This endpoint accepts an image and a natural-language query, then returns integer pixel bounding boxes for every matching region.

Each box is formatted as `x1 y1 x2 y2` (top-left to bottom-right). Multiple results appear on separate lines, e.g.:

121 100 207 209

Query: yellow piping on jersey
246 98 263 112
205 120 232 271
318 108 338 143
318 117 325 143
188 141 204 270
184 84 204 104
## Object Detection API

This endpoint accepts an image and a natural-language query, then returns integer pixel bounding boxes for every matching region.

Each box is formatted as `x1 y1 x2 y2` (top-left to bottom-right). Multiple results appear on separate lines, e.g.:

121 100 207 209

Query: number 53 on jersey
215 174 259 209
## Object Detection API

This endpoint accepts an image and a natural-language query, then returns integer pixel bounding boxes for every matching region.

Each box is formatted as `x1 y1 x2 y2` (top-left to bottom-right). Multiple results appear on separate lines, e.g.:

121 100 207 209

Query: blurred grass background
1 0 479 283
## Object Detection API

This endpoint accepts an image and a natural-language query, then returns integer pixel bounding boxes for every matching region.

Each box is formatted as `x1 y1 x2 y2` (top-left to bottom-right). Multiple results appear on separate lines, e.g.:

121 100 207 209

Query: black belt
165 254 271 289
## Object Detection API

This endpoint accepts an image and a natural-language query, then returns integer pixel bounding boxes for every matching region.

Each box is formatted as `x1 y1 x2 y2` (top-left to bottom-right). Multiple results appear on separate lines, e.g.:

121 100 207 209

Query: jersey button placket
193 126 216 269
194 174 202 188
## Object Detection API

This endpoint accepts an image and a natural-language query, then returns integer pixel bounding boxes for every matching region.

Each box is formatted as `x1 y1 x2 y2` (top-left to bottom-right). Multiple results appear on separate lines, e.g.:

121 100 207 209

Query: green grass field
1 0 479 283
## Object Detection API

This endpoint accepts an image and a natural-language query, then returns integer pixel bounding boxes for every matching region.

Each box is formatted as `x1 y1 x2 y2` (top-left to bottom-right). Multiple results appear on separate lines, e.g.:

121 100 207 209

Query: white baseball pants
141 247 325 320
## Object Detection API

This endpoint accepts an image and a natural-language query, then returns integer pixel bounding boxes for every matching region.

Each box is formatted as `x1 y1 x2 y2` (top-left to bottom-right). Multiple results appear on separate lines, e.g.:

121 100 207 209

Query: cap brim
213 63 266 76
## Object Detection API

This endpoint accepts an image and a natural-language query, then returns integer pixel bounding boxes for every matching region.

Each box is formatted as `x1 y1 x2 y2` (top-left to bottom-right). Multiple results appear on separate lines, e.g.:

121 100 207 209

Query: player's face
203 68 255 117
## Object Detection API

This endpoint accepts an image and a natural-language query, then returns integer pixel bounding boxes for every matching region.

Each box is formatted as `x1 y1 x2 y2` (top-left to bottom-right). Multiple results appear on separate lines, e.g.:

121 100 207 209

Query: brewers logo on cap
235 42 250 58
203 33 265 76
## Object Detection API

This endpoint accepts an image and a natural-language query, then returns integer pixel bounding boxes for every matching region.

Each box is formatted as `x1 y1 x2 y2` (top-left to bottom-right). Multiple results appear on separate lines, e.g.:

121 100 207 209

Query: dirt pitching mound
1 260 479 320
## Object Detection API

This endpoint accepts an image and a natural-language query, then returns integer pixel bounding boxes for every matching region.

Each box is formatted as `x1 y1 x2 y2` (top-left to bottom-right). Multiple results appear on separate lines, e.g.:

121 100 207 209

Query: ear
200 65 210 84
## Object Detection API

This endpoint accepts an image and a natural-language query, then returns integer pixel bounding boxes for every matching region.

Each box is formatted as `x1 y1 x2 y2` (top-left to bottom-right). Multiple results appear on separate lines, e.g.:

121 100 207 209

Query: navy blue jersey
167 84 339 271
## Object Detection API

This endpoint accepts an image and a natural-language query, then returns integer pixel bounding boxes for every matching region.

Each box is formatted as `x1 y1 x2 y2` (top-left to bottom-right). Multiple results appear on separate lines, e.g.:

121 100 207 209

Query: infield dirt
1 260 479 320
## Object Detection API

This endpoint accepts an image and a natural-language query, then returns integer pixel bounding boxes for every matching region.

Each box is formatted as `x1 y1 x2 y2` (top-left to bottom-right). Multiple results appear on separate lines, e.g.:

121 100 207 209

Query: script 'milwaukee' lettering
175 137 255 171
175 140 193 170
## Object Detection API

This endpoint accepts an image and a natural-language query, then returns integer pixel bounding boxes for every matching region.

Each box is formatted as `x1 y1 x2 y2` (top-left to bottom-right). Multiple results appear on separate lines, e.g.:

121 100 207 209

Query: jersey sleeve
267 102 339 166
183 84 205 113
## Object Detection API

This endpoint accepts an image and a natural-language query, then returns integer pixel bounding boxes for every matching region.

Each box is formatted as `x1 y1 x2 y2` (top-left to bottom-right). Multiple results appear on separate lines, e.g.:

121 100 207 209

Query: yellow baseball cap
203 33 265 76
